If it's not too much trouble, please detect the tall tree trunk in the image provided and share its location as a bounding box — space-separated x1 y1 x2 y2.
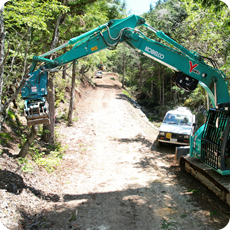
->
67 60 76 126
170 72 173 101
0 6 5 130
139 64 143 89
62 64 67 79
122 56 125 88
41 15 62 143
162 66 165 106
62 47 67 79
158 65 161 106
150 79 153 99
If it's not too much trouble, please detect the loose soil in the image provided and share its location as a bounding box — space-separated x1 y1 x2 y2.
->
0 74 230 229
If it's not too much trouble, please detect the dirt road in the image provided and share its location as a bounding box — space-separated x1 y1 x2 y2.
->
1 74 229 229
52 74 229 230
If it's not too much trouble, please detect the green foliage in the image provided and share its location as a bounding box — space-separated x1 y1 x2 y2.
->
122 89 134 100
54 77 69 107
7 109 16 120
4 0 68 31
18 134 27 149
193 0 229 13
183 85 206 112
161 219 177 229
186 188 201 194
69 213 77 222
0 132 13 145
17 128 67 173
18 157 34 173
28 141 67 173
209 209 218 216
180 0 230 70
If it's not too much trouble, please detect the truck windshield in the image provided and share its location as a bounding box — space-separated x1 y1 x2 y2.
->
163 113 192 126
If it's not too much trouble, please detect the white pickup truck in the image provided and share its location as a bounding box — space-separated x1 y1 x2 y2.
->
156 107 196 147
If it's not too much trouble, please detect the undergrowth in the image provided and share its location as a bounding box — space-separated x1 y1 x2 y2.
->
18 128 68 173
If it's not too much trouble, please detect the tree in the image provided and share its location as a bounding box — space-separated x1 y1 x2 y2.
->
67 60 76 126
194 0 229 12
41 14 65 144
0 3 6 130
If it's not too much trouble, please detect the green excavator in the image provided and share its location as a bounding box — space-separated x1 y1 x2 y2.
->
21 15 230 206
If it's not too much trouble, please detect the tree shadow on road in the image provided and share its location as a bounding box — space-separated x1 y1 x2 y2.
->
0 169 60 202
15 179 229 230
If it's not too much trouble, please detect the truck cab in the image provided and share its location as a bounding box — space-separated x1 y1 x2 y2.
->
156 107 195 147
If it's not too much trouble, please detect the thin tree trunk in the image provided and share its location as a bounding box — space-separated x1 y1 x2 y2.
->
162 66 165 106
0 6 5 129
42 74 55 143
158 65 161 106
62 47 67 79
41 15 62 143
18 126 37 158
139 64 143 89
122 56 125 88
150 79 153 99
62 64 67 79
170 72 173 101
67 60 76 126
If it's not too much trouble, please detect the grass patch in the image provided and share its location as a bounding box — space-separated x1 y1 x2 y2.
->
209 210 218 216
69 214 76 222
186 189 201 194
122 90 133 100
161 220 176 229
18 157 34 173
0 132 13 145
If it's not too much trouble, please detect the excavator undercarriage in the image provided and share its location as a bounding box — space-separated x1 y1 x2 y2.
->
178 106 230 206
180 156 230 206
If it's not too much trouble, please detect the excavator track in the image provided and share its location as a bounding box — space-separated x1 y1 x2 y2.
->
180 156 230 207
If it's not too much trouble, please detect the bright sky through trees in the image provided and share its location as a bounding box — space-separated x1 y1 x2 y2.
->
125 0 157 15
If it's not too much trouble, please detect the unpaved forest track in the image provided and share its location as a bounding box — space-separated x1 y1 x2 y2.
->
0 74 229 229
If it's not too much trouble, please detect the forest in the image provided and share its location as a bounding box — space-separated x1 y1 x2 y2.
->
0 0 229 165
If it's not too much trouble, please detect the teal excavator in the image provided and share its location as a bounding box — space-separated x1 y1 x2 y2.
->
21 15 230 205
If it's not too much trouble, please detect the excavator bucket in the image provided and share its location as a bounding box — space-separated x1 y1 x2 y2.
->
24 98 50 126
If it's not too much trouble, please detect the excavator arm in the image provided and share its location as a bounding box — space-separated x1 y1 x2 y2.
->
21 15 145 126
22 15 229 125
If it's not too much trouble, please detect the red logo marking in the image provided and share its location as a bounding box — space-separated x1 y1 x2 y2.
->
189 61 198 73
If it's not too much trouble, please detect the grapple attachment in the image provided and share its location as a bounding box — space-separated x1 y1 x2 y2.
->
24 97 50 126
24 98 50 126
21 67 50 126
